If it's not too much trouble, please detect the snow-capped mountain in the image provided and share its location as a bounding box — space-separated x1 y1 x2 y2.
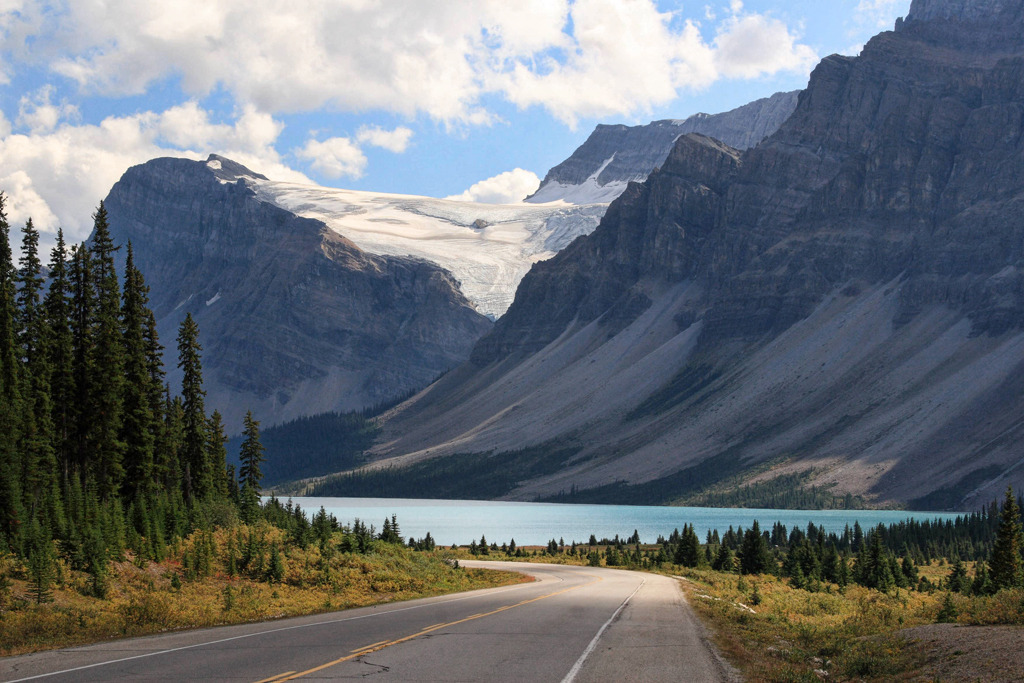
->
526 90 799 205
250 180 606 318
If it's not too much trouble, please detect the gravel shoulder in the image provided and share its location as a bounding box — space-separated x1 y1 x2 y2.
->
899 624 1024 682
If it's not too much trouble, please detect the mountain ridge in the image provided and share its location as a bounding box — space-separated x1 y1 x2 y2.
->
365 0 1024 510
526 90 798 205
102 155 492 430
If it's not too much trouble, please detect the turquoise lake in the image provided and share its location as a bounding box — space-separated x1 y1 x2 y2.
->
281 497 962 546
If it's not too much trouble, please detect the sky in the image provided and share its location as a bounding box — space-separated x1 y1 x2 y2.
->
0 0 912 251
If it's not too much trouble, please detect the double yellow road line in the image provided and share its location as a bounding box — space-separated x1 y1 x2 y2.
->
254 576 600 682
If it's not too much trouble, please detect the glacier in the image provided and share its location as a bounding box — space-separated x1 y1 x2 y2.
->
245 172 608 318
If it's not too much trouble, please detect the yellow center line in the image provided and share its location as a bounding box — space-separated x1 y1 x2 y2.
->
252 672 296 683
349 640 389 653
267 576 602 682
420 622 446 631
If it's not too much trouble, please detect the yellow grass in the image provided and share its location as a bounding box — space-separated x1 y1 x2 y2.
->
676 561 1024 682
0 524 528 657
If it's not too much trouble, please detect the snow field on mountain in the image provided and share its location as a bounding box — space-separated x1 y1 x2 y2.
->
254 180 607 317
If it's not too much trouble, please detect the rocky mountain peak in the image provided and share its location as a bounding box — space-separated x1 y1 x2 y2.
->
900 0 1024 49
526 90 798 205
204 154 268 183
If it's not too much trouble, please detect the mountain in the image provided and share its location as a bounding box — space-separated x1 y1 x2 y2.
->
526 90 799 205
102 156 492 430
98 89 802 429
364 0 1024 511
251 180 606 319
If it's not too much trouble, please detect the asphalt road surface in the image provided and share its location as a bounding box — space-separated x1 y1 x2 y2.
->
0 561 737 682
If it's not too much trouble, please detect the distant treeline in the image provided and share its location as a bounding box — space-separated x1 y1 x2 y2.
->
230 412 377 486
305 444 580 499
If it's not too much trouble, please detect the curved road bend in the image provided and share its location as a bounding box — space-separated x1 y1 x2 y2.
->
0 561 737 682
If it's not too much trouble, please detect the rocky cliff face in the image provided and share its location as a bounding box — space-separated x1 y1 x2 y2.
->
102 156 492 429
526 91 798 204
373 0 1024 510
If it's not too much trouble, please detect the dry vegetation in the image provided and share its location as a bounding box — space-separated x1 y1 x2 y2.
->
0 524 527 657
677 561 1024 682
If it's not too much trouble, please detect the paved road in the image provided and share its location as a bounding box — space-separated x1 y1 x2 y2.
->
0 562 737 682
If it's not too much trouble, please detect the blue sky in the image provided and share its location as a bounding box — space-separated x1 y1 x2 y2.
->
0 0 911 248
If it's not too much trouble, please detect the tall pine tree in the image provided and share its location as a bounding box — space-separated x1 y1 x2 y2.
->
17 219 62 533
207 411 229 497
177 313 209 500
44 229 74 484
87 203 125 499
0 193 25 550
989 486 1023 591
120 243 156 500
69 244 94 481
239 410 266 493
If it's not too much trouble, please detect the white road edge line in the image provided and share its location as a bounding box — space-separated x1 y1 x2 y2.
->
560 577 645 683
3 577 544 683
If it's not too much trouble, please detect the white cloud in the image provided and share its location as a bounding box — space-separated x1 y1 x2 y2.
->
446 168 541 204
855 0 910 30
296 137 367 179
356 125 414 154
714 14 818 79
11 0 818 127
16 85 79 134
1 170 59 233
0 104 309 247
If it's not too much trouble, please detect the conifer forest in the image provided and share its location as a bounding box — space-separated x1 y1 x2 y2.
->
0 192 266 599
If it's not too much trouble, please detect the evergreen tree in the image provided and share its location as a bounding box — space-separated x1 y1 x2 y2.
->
855 526 895 591
17 219 62 534
739 520 773 575
26 519 56 604
988 486 1023 591
44 229 74 484
0 194 25 550
16 218 45 360
239 410 266 493
207 411 229 497
87 203 126 498
155 389 183 491
120 243 156 500
947 557 970 594
69 244 95 480
177 313 208 499
712 542 734 572
674 523 702 567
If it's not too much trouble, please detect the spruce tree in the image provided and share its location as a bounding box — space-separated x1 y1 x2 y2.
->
739 520 773 575
177 313 208 500
989 486 1023 591
26 518 56 604
87 203 125 499
17 219 62 533
44 229 74 484
120 243 156 500
69 244 95 480
239 410 266 493
674 523 702 567
206 411 229 497
0 193 25 550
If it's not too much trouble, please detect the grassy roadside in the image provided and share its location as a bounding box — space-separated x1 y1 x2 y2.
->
0 524 528 658
675 562 1024 682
